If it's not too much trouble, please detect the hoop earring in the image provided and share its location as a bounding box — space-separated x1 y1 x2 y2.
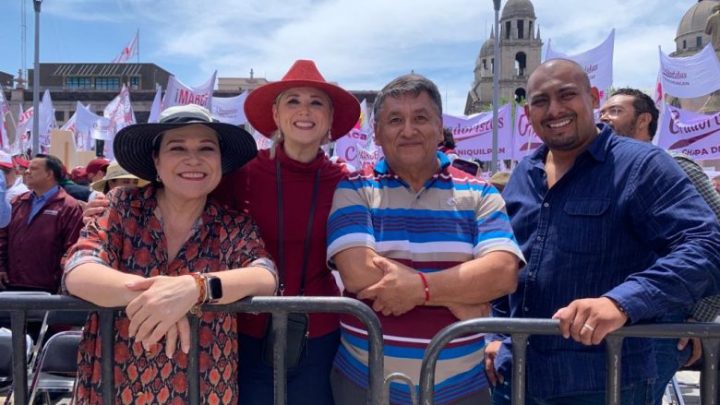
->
155 174 162 183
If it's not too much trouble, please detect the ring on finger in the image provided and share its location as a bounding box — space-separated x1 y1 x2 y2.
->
582 323 595 332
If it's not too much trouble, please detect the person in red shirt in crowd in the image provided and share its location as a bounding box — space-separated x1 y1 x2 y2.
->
213 59 360 405
0 154 84 293
85 158 110 184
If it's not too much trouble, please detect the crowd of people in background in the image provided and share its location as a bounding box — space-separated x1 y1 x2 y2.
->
0 57 719 405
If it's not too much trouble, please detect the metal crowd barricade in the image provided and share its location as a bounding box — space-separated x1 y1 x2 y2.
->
0 295 384 405
419 318 720 405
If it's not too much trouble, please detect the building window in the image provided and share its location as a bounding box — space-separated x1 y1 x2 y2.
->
483 59 487 71
697 36 702 48
491 58 495 74
515 52 527 76
505 21 511 39
529 21 534 38
66 76 93 89
517 20 524 39
683 39 687 49
96 77 120 90
129 76 140 89
55 111 64 122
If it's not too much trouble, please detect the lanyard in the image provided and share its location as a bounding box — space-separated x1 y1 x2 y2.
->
275 157 321 296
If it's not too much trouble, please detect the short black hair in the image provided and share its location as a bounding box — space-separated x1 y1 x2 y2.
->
610 88 659 139
440 128 455 149
34 153 64 183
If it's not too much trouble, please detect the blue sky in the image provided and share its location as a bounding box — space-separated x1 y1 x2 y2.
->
0 0 700 115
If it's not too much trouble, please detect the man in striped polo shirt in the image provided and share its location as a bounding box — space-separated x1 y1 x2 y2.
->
327 73 525 405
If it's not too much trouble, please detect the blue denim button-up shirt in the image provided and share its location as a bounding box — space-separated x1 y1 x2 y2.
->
492 124 720 399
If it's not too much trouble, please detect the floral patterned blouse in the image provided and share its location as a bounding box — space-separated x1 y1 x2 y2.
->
63 185 272 405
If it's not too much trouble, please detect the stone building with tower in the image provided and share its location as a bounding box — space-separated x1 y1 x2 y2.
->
672 0 720 113
465 0 542 115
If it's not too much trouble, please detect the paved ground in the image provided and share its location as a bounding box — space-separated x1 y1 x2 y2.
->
665 371 702 405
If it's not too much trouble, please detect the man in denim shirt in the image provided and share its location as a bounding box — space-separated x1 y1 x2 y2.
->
485 59 720 404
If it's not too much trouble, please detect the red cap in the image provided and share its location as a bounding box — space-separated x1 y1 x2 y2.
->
85 158 110 177
12 155 29 169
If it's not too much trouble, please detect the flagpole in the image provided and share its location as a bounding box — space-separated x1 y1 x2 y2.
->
32 0 42 156
136 29 140 63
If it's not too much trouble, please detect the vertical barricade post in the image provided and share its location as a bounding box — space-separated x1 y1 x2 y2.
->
99 309 115 405
272 311 288 405
511 333 529 405
604 335 624 405
702 337 720 405
10 311 28 405
188 315 201 405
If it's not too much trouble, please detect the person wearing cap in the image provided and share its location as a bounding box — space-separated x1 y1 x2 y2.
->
326 73 524 404
85 157 110 184
212 59 360 405
0 154 83 293
87 161 147 202
0 151 24 208
63 104 278 404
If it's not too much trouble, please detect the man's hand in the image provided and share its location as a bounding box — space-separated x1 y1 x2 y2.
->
678 318 703 366
125 275 198 350
484 340 504 386
447 302 491 320
0 272 8 289
356 256 424 316
552 297 628 345
83 193 108 224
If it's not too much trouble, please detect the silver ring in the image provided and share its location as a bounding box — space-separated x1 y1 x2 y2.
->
582 323 595 331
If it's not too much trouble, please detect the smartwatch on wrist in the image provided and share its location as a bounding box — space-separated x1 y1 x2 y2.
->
204 275 223 303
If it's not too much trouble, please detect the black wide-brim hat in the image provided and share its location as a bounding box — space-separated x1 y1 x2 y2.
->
114 104 257 181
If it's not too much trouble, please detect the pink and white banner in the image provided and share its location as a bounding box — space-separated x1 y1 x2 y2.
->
442 104 513 161
211 92 248 125
545 29 615 100
104 84 136 133
332 99 381 170
656 103 720 161
512 105 544 160
163 71 216 110
659 44 720 99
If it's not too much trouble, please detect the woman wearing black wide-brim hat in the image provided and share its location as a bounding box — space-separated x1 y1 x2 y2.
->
65 104 278 403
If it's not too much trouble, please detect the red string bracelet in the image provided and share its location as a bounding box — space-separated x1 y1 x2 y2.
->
418 272 430 303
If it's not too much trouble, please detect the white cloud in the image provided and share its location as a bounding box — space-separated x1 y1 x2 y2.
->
9 0 704 114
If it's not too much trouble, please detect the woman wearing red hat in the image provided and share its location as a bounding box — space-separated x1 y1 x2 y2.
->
214 59 360 404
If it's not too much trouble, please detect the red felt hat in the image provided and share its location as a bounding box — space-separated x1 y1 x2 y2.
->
244 60 360 139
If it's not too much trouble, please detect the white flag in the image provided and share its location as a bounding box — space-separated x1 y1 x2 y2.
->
545 29 615 100
38 89 56 150
0 85 10 151
104 84 136 133
148 84 162 123
211 92 248 125
112 31 139 63
16 106 32 153
63 102 103 151
659 44 720 99
163 71 216 110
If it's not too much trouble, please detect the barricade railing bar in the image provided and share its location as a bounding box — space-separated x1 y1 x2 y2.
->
419 318 720 405
0 295 384 405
